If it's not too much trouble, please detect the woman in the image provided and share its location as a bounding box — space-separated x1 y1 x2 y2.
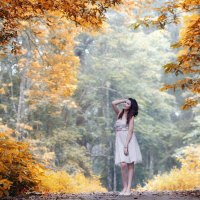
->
112 98 142 195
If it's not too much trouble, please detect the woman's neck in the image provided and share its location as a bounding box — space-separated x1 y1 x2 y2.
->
123 110 128 118
124 109 128 114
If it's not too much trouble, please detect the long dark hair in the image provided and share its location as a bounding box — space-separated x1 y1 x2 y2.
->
118 98 139 126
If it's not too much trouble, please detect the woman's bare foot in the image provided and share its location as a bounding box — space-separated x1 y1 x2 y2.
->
123 188 131 195
119 187 127 195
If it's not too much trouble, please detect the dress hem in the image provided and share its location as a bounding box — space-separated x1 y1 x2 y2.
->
115 160 142 166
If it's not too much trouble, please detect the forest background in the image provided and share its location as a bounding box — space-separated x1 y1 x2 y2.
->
0 0 199 197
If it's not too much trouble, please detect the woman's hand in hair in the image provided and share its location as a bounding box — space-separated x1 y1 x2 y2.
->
112 99 127 105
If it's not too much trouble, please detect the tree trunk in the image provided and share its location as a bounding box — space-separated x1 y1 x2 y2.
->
16 64 30 141
149 152 154 177
113 140 117 191
105 81 112 191
16 73 25 140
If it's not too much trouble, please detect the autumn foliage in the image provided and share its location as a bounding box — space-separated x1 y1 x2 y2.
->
160 8 200 110
0 0 126 105
133 0 200 109
19 17 80 104
136 144 200 191
0 123 106 198
36 170 106 194
0 0 123 47
0 124 45 197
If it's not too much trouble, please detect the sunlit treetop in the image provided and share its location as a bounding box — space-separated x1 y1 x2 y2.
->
0 0 124 45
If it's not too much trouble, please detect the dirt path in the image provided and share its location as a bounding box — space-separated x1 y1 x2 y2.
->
2 190 200 200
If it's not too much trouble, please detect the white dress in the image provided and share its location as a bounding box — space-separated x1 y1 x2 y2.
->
114 118 142 166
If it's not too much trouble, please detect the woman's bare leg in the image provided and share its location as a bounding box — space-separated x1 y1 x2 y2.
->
120 162 128 192
126 162 134 192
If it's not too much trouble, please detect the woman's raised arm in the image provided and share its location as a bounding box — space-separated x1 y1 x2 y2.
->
111 99 126 115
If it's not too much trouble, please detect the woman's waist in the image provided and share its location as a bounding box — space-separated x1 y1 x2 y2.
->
115 128 128 131
115 128 134 133
114 125 128 131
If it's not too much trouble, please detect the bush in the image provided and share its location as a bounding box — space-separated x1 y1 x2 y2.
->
0 124 106 197
0 124 45 197
136 144 200 191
